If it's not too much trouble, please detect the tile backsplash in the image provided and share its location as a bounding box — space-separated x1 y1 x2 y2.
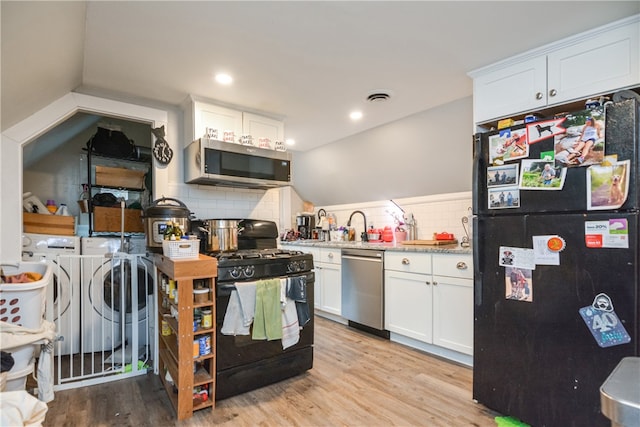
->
170 183 281 224
311 192 472 242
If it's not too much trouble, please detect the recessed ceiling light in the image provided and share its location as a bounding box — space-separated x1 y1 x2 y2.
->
350 111 363 120
286 138 295 146
215 73 233 85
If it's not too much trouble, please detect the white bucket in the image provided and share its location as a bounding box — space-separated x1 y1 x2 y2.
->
3 362 34 392
5 344 36 373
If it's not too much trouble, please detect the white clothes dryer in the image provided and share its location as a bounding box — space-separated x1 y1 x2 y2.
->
80 237 153 355
127 236 155 358
22 233 81 355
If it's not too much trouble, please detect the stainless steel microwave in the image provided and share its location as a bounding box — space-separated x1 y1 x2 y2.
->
184 138 292 189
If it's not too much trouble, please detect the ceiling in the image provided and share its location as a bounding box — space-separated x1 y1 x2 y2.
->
2 1 639 152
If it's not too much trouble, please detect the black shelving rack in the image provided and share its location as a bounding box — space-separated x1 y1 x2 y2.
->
84 148 152 236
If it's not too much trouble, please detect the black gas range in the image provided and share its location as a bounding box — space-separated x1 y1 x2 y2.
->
213 248 314 282
199 219 315 400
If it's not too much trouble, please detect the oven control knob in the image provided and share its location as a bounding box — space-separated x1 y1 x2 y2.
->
230 267 242 279
287 261 298 272
243 265 255 278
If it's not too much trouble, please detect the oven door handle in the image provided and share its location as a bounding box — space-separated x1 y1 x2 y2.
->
217 271 315 293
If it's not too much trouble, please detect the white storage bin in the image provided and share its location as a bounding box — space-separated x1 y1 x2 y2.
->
162 239 200 260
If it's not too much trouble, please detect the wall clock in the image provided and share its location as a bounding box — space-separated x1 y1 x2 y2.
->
152 126 173 165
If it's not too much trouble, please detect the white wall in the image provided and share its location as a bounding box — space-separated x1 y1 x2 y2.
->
292 96 473 206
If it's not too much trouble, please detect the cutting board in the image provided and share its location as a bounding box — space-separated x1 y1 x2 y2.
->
401 239 458 246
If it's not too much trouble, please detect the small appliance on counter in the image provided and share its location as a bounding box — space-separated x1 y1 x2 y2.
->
296 213 315 239
141 197 193 252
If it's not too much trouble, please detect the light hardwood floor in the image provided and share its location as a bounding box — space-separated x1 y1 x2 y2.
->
43 316 498 426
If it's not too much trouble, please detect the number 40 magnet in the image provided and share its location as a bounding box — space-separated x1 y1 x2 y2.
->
579 293 631 348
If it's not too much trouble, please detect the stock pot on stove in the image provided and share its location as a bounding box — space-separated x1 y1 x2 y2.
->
200 219 241 252
142 197 192 251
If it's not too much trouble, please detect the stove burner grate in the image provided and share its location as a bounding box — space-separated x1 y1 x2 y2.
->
213 248 303 263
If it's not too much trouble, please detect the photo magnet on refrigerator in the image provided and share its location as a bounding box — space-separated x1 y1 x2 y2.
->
579 293 631 348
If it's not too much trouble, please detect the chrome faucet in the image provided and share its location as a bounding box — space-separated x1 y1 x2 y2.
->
347 210 368 242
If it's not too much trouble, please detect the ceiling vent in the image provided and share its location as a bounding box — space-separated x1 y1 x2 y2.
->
366 92 391 103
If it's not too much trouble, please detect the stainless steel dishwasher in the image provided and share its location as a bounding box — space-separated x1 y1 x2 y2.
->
341 248 388 337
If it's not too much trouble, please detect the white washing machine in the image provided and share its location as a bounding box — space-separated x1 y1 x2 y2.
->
80 237 153 356
22 233 81 355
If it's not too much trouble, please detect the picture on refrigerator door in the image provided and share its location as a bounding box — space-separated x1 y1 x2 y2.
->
526 117 566 144
488 186 519 209
498 246 535 270
489 128 528 164
487 164 518 187
554 107 605 168
586 159 630 210
539 150 555 161
518 159 566 190
505 267 533 302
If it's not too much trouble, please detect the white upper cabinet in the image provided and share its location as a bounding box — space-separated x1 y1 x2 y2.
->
183 97 285 148
242 112 285 148
547 23 639 105
195 102 243 141
471 16 640 124
184 99 242 143
473 56 548 123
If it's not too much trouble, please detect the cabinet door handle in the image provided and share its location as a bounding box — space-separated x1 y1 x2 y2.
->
549 89 557 97
327 253 333 259
535 92 543 100
401 258 410 265
426 281 431 285
433 281 438 286
456 262 468 270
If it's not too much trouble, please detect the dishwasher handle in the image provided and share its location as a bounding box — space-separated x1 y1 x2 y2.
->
341 254 383 263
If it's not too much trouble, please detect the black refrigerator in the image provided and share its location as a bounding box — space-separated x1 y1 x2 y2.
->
472 99 639 427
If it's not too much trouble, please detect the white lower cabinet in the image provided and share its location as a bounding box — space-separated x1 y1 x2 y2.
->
286 246 342 318
385 251 473 357
315 248 342 316
432 254 473 355
385 269 433 342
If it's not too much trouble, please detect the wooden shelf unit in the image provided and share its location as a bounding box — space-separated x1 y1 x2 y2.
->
154 253 217 420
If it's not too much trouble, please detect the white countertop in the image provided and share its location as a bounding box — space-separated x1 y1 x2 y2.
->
281 239 472 255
